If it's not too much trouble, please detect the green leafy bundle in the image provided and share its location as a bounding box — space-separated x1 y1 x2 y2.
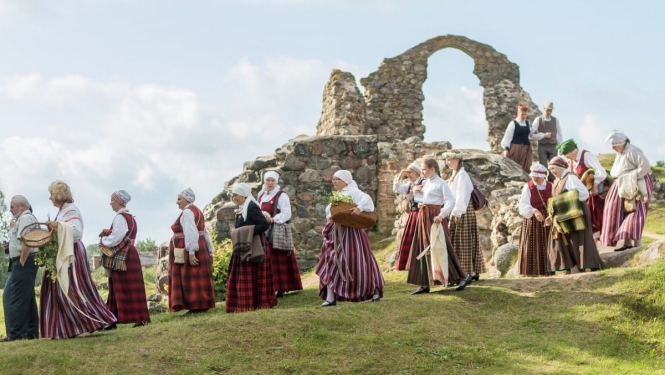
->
35 235 58 282
329 191 355 205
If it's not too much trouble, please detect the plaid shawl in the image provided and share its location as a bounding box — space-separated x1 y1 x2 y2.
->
99 212 135 272
548 188 587 234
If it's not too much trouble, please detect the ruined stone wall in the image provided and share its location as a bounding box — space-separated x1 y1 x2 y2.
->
203 135 379 270
316 70 367 136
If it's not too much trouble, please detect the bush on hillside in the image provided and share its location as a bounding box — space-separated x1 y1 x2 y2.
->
211 232 232 301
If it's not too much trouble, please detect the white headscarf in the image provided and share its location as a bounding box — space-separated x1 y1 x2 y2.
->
529 164 548 178
179 187 195 203
333 170 358 191
232 183 257 221
605 130 628 147
258 171 281 200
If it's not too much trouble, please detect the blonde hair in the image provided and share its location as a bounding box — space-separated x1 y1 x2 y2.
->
48 180 74 204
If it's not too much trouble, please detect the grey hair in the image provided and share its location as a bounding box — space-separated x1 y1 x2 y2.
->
11 195 30 208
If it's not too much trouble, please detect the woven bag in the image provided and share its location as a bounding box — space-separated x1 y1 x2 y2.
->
20 222 53 248
330 202 378 229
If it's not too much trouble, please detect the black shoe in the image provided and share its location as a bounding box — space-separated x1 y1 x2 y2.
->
411 286 430 295
470 272 480 282
320 300 336 307
614 245 634 252
0 337 17 343
276 291 285 298
371 295 381 302
132 322 148 328
456 275 473 291
180 309 207 316
102 324 117 331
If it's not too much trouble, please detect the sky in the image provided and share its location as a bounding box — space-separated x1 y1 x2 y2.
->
1 0 664 246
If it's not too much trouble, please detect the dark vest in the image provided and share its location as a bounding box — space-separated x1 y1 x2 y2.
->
511 120 531 145
527 180 553 215
537 116 557 145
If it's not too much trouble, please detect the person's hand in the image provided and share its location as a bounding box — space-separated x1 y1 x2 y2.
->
2 241 8 251
534 211 544 223
399 170 409 179
452 216 460 224
9 219 15 228
262 211 271 219
99 228 111 237
591 184 599 196
501 150 508 157
433 216 443 224
413 185 424 193
544 217 552 226
350 207 361 215
544 132 552 139
20 255 27 267
189 253 199 266
46 221 58 230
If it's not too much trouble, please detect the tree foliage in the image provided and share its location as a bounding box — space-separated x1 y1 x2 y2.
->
0 190 10 287
136 238 157 253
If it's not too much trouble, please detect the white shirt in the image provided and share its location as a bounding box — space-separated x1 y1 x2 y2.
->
556 170 589 201
610 143 651 179
572 150 607 185
8 210 38 258
258 189 291 224
531 116 563 144
101 208 130 248
180 204 215 256
414 175 455 218
325 187 374 219
500 119 539 149
518 181 551 219
448 167 473 218
393 177 424 195
56 203 84 242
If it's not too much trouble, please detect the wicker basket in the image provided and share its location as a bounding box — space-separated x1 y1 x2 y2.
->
20 223 54 248
330 202 378 229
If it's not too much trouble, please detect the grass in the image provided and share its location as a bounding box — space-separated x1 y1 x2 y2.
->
645 202 665 236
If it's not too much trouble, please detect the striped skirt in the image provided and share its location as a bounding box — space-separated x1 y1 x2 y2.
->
406 205 466 287
600 174 654 246
225 236 277 313
266 243 303 293
169 245 216 312
395 210 419 271
517 216 552 276
449 201 486 275
40 241 117 339
316 220 384 302
107 247 151 324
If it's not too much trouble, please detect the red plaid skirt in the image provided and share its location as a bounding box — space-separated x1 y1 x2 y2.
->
107 246 151 324
266 242 302 292
396 211 418 271
168 247 216 312
225 236 277 313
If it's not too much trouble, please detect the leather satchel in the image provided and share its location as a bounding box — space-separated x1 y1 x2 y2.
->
470 185 487 211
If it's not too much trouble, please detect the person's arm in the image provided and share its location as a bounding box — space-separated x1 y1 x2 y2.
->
248 202 270 235
204 227 215 254
60 208 84 242
450 174 472 217
439 181 455 218
354 191 375 212
180 209 200 256
529 117 546 140
271 193 292 224
393 178 410 194
17 215 38 266
585 152 607 185
100 215 128 247
518 184 537 219
567 175 590 201
630 148 651 179
500 122 516 150
556 118 563 144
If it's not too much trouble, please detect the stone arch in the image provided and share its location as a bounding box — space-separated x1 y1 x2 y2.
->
358 35 542 152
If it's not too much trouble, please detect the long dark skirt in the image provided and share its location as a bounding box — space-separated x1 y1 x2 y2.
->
267 243 303 293
406 205 466 287
507 143 533 173
449 201 486 275
600 174 654 246
548 201 603 272
518 217 552 276
396 210 419 271
225 237 277 312
316 221 384 302
107 247 151 324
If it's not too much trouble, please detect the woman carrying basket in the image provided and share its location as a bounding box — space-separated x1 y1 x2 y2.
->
257 171 302 298
315 170 384 306
546 157 602 272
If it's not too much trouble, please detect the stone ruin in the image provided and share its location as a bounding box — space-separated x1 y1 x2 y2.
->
203 35 545 272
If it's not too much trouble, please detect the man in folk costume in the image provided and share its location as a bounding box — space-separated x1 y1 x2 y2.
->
600 131 653 251
546 157 602 272
392 161 425 271
2 195 39 341
558 139 607 240
500 104 539 173
99 190 150 328
517 165 553 276
169 188 216 314
531 102 563 180
257 171 303 298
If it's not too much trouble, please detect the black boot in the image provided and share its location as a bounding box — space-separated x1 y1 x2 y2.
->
411 286 430 295
470 272 480 281
456 275 473 291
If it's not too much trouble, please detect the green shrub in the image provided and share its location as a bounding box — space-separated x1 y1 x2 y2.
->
211 232 232 301
656 160 665 168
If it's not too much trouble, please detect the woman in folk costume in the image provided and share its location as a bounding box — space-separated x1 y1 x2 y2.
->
600 131 654 251
392 161 425 271
444 150 486 281
500 104 539 173
257 171 302 298
316 170 384 306
407 159 470 295
168 188 216 314
558 139 607 240
517 164 553 276
99 190 150 328
41 180 117 339
546 157 602 272
225 183 277 312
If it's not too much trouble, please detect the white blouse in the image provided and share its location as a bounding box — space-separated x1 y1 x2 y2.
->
181 204 215 255
393 177 424 195
610 143 651 179
556 171 590 201
572 150 607 185
500 119 538 150
101 208 130 247
259 189 292 224
448 167 473 218
414 175 455 218
56 202 84 242
518 181 551 219
325 187 374 219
